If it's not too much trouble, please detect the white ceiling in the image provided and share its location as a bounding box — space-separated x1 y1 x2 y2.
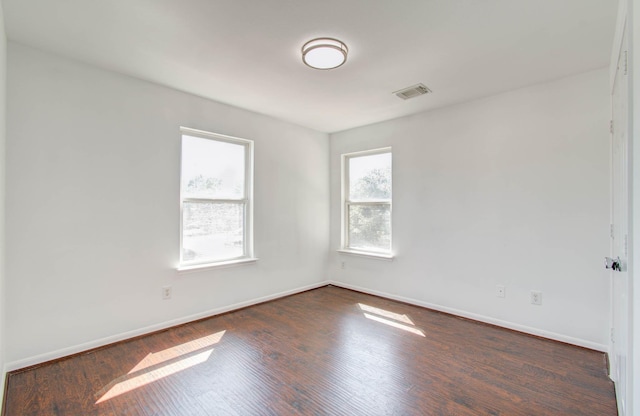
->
3 0 618 133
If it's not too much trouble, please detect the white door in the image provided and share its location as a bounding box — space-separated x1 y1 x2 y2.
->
610 20 631 416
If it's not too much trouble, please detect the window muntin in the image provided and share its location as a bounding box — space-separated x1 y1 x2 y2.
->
180 128 253 267
343 149 392 255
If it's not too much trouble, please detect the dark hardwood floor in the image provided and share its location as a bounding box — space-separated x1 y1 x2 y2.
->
3 285 617 415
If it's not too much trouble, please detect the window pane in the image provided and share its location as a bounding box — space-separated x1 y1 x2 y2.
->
182 202 244 262
349 152 391 201
348 204 391 252
182 135 245 199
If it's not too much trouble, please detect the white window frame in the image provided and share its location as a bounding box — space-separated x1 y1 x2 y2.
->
340 147 393 259
178 127 255 271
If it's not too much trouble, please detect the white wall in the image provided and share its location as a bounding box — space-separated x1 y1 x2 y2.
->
329 69 611 350
3 40 613 372
5 43 330 366
0 0 7 406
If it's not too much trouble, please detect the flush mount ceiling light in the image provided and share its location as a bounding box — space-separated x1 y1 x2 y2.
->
302 38 348 70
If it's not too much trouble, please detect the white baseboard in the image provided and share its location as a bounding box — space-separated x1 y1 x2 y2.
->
6 281 331 372
6 279 607 372
0 364 6 409
328 281 608 352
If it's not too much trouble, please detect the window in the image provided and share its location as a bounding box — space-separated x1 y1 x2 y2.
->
342 148 392 256
179 127 254 268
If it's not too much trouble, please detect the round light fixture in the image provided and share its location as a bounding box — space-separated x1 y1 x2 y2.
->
302 38 348 70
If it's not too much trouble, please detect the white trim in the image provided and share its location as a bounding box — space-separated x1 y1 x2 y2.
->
340 153 347 249
5 280 609 371
611 2 628 91
328 280 608 352
180 126 250 147
341 147 393 255
346 201 391 206
343 147 392 158
177 257 259 273
179 127 254 268
630 0 640 413
5 281 330 372
183 197 247 204
0 365 6 409
337 249 394 260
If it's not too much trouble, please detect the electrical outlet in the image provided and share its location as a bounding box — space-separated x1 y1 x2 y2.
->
531 290 542 305
162 286 172 300
496 285 505 298
341 261 346 270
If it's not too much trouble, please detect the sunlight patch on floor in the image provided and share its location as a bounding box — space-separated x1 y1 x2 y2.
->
95 330 225 404
358 303 414 325
358 303 425 337
128 331 225 374
363 313 425 337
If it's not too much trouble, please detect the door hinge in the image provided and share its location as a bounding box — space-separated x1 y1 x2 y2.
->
610 224 615 239
624 234 628 258
624 50 628 75
610 120 614 134
611 327 615 343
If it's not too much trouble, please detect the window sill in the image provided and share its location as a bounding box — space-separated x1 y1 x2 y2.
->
177 257 259 273
338 249 394 261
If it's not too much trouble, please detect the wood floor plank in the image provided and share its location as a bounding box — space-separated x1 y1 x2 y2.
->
3 286 617 415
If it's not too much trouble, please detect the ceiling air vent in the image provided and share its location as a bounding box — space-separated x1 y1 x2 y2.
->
394 83 431 100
